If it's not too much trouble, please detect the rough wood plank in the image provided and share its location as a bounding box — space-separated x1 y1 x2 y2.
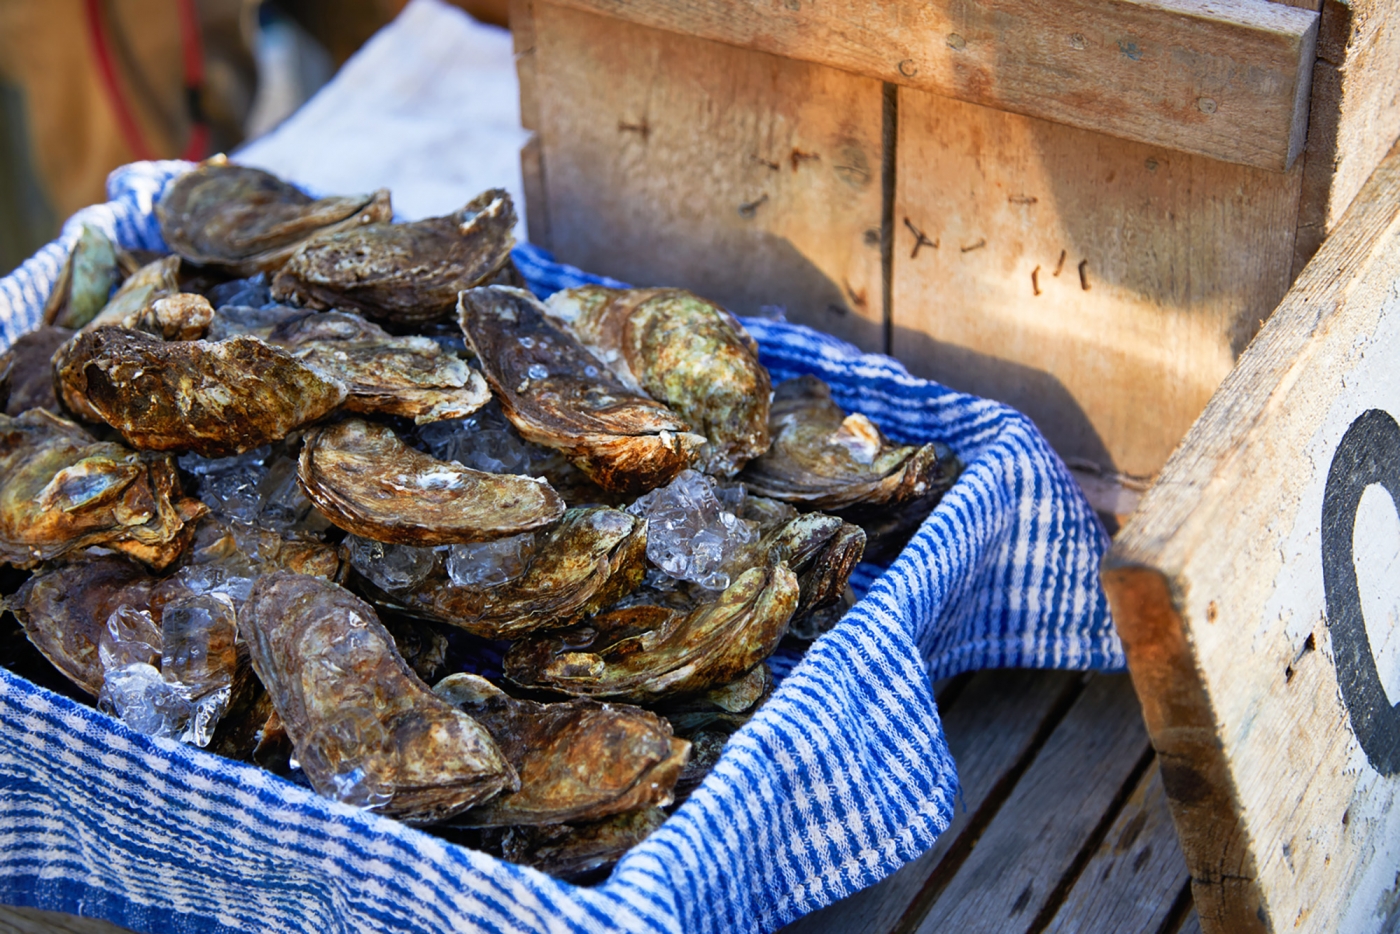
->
1291 0 1400 274
1105 139 1400 934
1042 765 1191 934
1177 908 1204 934
891 88 1305 477
547 0 1318 171
787 670 1084 934
0 907 130 934
910 673 1152 934
531 4 887 351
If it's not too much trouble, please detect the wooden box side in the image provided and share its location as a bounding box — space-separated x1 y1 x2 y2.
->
1105 139 1400 934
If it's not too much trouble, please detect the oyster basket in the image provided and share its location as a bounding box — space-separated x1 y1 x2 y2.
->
0 161 1120 934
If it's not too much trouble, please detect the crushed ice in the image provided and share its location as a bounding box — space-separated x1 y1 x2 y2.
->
626 469 759 591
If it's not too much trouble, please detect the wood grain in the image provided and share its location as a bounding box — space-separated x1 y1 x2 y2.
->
891 88 1305 477
1291 0 1400 274
787 670 1083 934
530 4 887 351
0 906 130 934
1041 765 1191 934
910 674 1152 934
1106 139 1400 933
546 0 1319 171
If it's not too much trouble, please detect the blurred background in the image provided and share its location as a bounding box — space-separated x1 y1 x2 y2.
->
0 0 509 276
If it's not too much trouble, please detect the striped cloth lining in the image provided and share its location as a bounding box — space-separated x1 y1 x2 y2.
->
0 162 1123 934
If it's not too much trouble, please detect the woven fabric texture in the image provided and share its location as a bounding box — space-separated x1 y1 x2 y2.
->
0 162 1123 934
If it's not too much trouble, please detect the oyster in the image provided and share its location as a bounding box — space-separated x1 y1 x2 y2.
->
498 807 668 880
157 159 393 275
435 673 689 827
740 375 960 559
84 255 181 331
298 419 565 546
460 286 703 494
239 572 518 823
43 224 120 330
0 409 206 568
54 328 346 456
8 557 157 696
764 512 865 635
271 312 491 423
350 507 646 639
549 286 771 476
270 189 516 326
504 561 798 702
88 291 215 342
0 326 71 416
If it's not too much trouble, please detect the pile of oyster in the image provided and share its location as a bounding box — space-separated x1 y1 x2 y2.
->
0 159 960 879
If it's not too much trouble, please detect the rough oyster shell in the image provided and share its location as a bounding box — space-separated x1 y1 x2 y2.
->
504 561 798 702
43 224 120 330
549 286 771 476
157 159 392 276
498 807 668 880
298 418 565 546
9 557 157 696
459 286 703 494
1 326 72 416
763 512 865 636
275 314 491 423
239 571 518 823
84 254 182 334
53 328 347 457
739 375 961 559
435 673 689 828
353 506 647 639
270 189 516 326
0 409 206 568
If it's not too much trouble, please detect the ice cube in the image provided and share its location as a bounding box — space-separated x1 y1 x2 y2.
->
626 469 759 591
345 535 438 592
446 532 537 588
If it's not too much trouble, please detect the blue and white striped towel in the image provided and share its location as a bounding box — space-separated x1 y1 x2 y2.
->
0 162 1123 934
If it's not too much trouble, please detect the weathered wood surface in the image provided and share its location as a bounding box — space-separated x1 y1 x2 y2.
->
891 87 1305 477
0 908 128 934
1292 0 1400 273
1041 766 1190 934
546 0 1319 172
529 2 888 352
1105 138 1400 933
910 674 1151 934
785 669 1084 934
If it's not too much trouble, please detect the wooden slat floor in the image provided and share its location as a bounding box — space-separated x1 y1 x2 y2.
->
0 671 1197 934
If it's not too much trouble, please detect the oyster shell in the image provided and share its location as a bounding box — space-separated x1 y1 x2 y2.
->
498 807 668 880
351 506 647 639
1 326 72 416
43 224 120 330
764 512 865 635
54 328 347 456
0 409 206 568
459 286 703 494
549 286 771 476
504 561 798 702
298 419 565 546
157 159 393 275
434 673 689 827
88 291 215 342
270 189 516 326
239 571 518 823
9 557 157 696
271 312 491 423
84 255 181 331
739 375 961 559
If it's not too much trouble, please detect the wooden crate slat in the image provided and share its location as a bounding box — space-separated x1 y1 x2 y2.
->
786 670 1084 934
545 0 1318 171
891 87 1305 477
1041 765 1190 934
1105 139 1400 933
0 906 130 934
529 3 887 352
910 673 1151 934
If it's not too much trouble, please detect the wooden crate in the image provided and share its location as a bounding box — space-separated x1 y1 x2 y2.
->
511 2 1400 932
512 0 1399 485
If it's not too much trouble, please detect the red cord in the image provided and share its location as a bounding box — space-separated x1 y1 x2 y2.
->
84 0 154 161
84 0 209 163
